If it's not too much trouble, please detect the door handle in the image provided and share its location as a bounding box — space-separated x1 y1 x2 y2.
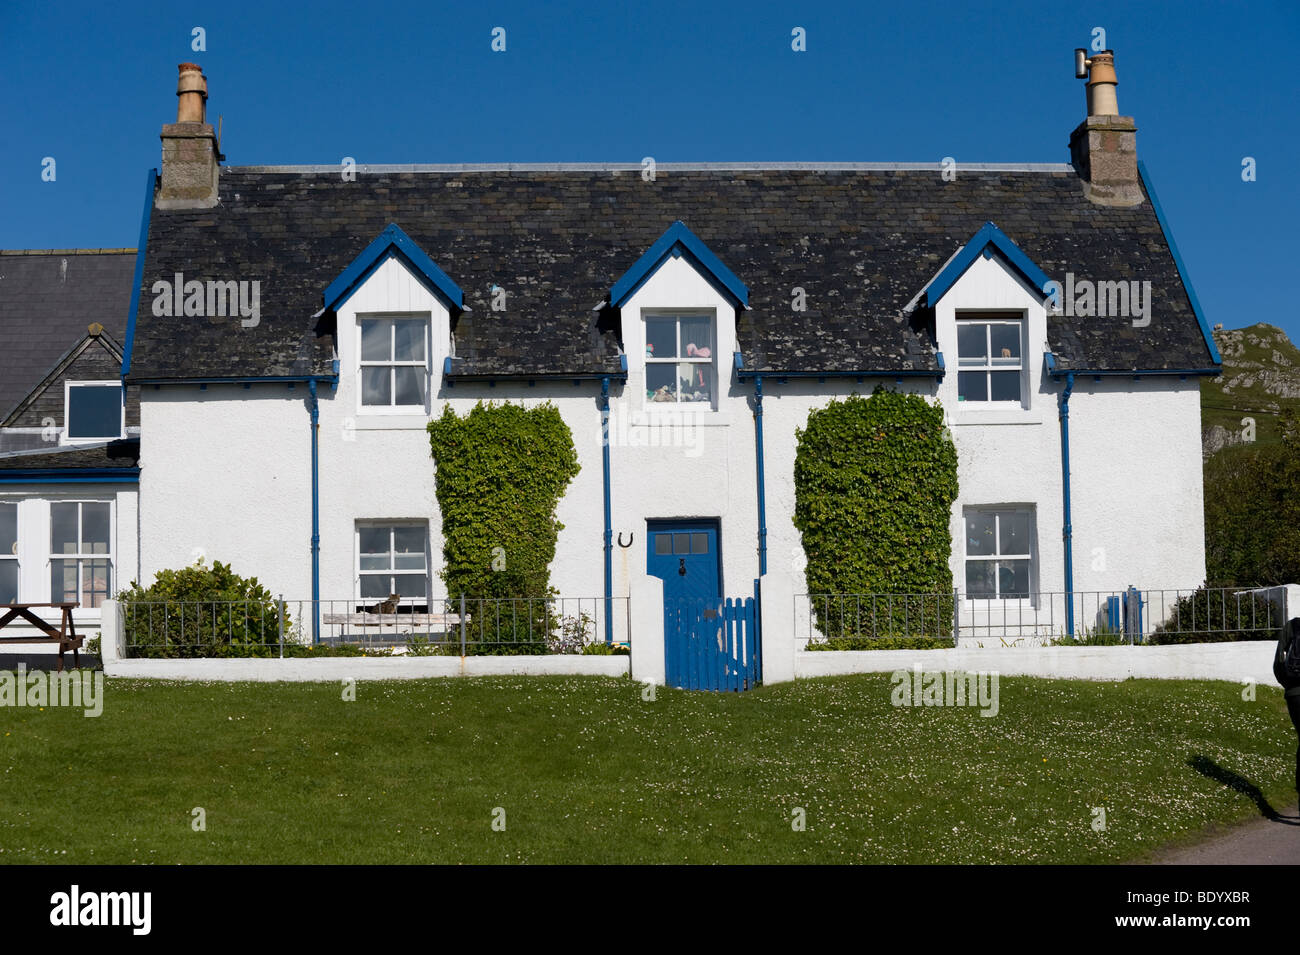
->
678 559 686 576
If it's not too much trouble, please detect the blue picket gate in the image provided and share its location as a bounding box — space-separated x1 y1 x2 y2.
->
665 581 761 691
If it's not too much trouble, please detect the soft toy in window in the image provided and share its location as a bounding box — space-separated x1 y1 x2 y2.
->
685 343 711 388
646 343 655 357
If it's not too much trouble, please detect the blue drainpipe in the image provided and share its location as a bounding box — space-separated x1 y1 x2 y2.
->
1059 370 1076 638
736 352 768 576
308 379 321 644
754 373 768 576
601 376 614 644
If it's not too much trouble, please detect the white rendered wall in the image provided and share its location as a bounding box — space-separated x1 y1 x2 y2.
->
139 387 311 599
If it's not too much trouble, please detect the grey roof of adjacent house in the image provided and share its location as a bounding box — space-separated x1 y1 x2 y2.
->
125 162 1218 381
0 438 140 472
0 250 137 413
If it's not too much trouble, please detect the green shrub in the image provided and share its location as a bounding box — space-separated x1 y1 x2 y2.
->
117 559 290 658
404 635 460 656
1052 623 1125 646
807 635 951 651
1204 416 1300 588
1149 586 1282 644
581 641 630 656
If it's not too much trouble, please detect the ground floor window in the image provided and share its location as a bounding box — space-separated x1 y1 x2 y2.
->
964 506 1035 599
50 501 113 607
0 496 115 608
0 502 17 603
356 522 429 610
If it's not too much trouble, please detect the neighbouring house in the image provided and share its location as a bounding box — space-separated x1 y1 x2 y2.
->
122 53 1219 683
0 249 141 639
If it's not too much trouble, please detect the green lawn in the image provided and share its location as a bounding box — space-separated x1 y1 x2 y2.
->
0 673 1295 863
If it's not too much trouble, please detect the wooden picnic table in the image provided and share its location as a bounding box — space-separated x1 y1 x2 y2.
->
0 602 83 672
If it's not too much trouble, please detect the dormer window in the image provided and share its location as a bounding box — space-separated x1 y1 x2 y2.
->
645 313 714 405
359 315 429 409
64 381 124 442
957 316 1023 403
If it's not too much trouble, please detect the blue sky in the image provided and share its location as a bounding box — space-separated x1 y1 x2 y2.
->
2 0 1297 340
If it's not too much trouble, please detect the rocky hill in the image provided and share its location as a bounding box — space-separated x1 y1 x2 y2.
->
1201 323 1300 459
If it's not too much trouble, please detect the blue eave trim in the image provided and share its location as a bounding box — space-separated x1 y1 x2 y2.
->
120 168 158 378
1137 161 1223 367
610 221 749 309
131 374 339 386
1049 367 1220 379
736 368 940 382
444 371 629 383
0 469 139 484
442 355 627 383
322 223 464 314
922 221 1053 308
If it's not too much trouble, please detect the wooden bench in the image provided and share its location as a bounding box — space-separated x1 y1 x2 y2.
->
0 602 83 672
321 612 462 635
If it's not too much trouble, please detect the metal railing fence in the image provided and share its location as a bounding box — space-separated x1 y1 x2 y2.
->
121 596 629 658
797 586 1288 647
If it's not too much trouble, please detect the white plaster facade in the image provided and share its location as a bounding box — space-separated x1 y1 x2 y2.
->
136 245 1210 679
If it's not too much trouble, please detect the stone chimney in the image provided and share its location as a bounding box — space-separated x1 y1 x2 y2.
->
158 63 222 209
1068 49 1142 207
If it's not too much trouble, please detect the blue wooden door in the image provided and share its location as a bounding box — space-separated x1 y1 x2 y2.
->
647 521 721 688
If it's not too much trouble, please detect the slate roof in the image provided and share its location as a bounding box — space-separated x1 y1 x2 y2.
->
125 163 1218 381
0 438 140 473
0 250 137 412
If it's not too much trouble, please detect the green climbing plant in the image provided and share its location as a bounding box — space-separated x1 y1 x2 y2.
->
793 388 959 643
427 401 581 653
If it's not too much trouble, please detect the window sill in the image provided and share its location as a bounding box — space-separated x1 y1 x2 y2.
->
951 407 1042 426
351 413 430 430
60 435 125 445
631 409 731 427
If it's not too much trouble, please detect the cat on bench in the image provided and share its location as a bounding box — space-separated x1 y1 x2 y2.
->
365 593 401 614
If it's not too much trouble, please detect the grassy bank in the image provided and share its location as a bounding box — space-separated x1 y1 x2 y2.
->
0 673 1293 863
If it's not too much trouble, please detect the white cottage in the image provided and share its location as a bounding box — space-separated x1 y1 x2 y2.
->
123 55 1219 684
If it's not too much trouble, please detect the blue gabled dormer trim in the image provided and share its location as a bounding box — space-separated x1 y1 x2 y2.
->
922 221 1052 308
610 221 749 309
1136 161 1223 367
321 223 464 315
121 168 159 379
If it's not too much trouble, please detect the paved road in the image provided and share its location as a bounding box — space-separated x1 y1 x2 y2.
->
1150 806 1300 864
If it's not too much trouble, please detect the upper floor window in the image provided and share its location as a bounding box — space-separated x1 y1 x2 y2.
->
964 506 1034 599
645 313 714 406
957 317 1022 403
359 316 429 409
0 502 16 604
65 382 124 441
